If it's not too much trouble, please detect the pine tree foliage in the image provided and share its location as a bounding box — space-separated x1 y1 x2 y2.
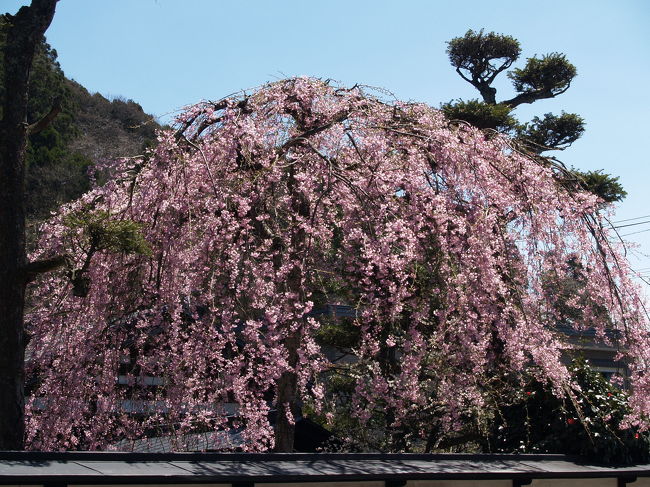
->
443 29 625 204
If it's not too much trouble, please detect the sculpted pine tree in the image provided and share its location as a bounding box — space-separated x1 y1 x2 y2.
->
443 29 579 142
0 0 58 450
442 29 624 203
26 78 650 451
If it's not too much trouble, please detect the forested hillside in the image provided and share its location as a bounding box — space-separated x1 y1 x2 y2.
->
0 15 160 219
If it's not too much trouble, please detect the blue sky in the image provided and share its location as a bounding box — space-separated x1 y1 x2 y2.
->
6 0 650 274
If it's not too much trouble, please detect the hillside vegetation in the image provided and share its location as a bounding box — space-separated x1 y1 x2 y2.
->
0 15 160 219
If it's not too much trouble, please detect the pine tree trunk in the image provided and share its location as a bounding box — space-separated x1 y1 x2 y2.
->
0 0 57 450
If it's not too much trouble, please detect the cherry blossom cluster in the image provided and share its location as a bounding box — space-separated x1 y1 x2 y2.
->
25 77 649 450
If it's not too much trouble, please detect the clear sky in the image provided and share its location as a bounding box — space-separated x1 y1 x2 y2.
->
5 0 650 274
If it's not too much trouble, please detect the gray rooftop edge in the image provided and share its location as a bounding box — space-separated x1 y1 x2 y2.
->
0 452 649 484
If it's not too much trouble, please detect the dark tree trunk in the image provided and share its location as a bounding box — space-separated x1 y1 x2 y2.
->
477 83 497 105
273 333 301 452
502 87 565 109
0 0 57 450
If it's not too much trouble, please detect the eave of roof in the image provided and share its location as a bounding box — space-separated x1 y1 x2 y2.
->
0 452 648 484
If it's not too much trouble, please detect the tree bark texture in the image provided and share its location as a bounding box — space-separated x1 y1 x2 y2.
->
0 0 57 450
273 333 301 452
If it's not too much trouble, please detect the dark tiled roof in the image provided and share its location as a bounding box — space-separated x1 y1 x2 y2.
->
0 452 648 483
553 323 622 341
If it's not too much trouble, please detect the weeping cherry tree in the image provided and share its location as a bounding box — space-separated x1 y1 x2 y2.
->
25 78 650 451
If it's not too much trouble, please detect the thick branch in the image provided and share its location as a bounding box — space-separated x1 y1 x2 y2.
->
502 82 570 108
175 97 250 141
280 110 349 153
27 96 62 135
23 254 68 282
478 84 497 105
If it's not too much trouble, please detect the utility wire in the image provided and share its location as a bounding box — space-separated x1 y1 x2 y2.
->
612 214 650 224
620 228 650 237
613 220 650 229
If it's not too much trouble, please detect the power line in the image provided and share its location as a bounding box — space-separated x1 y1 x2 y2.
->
611 214 650 224
613 220 650 229
620 228 650 237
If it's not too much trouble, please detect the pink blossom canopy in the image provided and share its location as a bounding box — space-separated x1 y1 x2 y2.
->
26 78 650 451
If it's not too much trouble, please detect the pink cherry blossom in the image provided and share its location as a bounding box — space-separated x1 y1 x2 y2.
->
25 77 650 451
